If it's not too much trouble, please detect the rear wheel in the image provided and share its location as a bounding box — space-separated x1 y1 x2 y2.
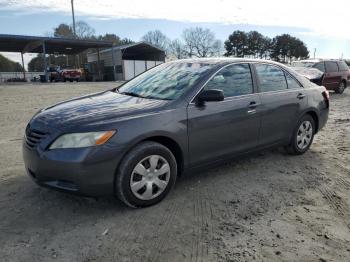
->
335 81 346 94
115 141 177 208
285 115 315 155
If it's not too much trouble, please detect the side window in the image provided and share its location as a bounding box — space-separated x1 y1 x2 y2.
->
255 64 287 92
325 61 339 72
338 61 349 71
313 62 325 72
204 64 253 97
285 73 302 89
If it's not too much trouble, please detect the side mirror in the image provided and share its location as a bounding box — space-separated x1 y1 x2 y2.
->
196 89 224 106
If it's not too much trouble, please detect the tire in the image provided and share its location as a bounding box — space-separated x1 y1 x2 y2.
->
115 141 177 208
335 81 346 94
285 114 315 155
63 78 67 82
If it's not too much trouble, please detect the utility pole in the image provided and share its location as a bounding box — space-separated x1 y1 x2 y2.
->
71 0 76 36
70 0 80 67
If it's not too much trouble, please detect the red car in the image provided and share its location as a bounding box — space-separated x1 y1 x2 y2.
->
292 59 350 94
60 68 81 82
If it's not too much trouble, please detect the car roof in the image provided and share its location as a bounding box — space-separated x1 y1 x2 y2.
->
169 57 285 66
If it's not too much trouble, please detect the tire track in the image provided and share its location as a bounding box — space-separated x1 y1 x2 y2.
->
110 209 146 261
318 185 350 230
189 184 214 262
336 177 350 190
149 198 182 262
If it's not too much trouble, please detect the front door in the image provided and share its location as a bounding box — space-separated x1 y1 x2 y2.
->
187 63 261 166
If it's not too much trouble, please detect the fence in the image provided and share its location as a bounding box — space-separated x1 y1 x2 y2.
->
0 72 43 83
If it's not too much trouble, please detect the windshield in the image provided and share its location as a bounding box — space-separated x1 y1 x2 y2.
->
118 62 214 100
291 61 315 68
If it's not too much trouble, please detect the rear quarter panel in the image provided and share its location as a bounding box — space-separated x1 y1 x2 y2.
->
303 84 329 132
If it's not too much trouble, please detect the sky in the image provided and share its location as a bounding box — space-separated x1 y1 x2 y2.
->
0 0 349 69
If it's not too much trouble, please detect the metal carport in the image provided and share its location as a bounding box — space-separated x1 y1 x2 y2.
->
0 34 115 81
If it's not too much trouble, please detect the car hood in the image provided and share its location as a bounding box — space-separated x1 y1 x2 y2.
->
291 67 324 80
30 91 169 131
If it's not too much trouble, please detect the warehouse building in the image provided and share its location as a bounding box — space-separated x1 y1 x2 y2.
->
87 42 165 81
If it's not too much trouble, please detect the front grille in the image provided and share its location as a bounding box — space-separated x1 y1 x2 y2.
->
25 128 47 149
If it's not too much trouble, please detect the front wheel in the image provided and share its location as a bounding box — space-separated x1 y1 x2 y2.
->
285 115 315 155
115 141 177 208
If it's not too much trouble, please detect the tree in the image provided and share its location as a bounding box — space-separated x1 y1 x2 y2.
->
53 21 95 39
182 27 221 58
141 30 169 50
224 30 248 57
0 54 24 72
97 34 133 46
75 21 95 39
168 39 186 59
259 36 272 59
270 34 309 63
54 23 74 38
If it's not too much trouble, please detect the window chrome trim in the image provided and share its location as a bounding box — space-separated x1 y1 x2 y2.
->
189 62 254 104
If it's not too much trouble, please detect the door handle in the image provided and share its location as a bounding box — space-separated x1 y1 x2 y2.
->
297 93 306 99
248 101 259 109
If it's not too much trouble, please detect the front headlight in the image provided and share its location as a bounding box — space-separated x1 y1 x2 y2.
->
49 131 116 149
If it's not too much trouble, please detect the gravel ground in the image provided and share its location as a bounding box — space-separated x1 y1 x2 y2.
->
0 82 349 262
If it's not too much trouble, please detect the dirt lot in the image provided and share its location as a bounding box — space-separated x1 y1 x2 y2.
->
0 82 349 262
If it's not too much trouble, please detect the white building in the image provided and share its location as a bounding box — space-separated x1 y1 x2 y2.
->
87 42 165 81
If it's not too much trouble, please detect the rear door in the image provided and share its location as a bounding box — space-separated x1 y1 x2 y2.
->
324 61 341 89
253 63 307 146
187 63 261 166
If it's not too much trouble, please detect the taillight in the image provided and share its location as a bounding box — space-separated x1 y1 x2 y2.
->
322 90 329 100
322 90 329 108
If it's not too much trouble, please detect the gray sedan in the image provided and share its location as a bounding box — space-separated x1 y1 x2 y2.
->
23 58 329 208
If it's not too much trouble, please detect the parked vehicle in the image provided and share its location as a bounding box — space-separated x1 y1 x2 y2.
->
48 66 81 82
291 59 350 94
60 68 81 82
23 59 329 208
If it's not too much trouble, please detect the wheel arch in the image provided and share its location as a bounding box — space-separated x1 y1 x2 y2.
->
303 110 319 134
141 136 184 176
116 134 185 178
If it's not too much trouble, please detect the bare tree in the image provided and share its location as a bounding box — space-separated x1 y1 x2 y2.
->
168 39 186 59
75 21 96 39
182 27 221 58
141 30 169 51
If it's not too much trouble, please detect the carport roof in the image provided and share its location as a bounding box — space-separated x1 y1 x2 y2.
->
95 41 165 54
0 34 113 55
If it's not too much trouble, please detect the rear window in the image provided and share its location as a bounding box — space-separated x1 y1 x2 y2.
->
285 73 302 89
338 61 349 71
325 61 339 72
255 64 288 92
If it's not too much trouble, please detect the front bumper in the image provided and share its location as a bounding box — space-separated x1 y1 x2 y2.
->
22 140 125 196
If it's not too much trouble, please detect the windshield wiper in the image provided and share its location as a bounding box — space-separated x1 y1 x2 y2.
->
120 91 145 98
